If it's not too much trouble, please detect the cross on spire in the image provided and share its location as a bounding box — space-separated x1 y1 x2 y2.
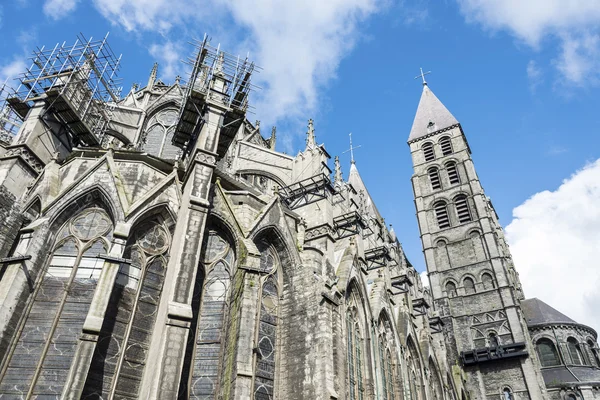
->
415 67 431 86
343 132 361 164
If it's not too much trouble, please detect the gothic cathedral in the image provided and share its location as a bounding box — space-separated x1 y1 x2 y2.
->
0 35 598 400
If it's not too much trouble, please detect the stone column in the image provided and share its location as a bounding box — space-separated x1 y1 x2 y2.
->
143 102 228 399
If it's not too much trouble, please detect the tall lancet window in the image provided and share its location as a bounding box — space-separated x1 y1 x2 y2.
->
378 315 396 400
1 207 113 397
346 298 365 400
82 217 171 399
254 245 280 400
142 108 182 159
187 230 234 399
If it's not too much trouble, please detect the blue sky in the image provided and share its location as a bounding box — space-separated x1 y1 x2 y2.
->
2 0 600 329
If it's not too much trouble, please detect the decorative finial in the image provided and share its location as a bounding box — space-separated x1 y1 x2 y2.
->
175 75 181 85
255 120 261 132
343 132 361 164
270 126 277 150
334 156 343 187
306 119 316 149
132 82 139 91
215 51 225 76
415 67 431 86
148 62 158 88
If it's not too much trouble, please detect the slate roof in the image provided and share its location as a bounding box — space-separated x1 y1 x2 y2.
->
521 298 577 327
408 84 459 143
541 366 600 387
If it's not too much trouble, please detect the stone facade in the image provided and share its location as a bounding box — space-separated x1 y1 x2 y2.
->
0 38 597 400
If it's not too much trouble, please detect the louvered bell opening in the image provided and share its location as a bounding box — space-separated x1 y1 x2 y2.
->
447 163 460 185
455 196 471 223
434 203 450 229
428 168 441 190
440 137 453 156
423 144 435 162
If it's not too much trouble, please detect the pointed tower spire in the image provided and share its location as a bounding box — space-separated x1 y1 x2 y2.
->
270 126 277 150
334 155 343 188
148 62 158 88
408 83 459 142
306 119 316 149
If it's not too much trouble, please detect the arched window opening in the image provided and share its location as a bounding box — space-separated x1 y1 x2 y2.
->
588 340 600 366
428 167 442 190
488 332 500 348
446 281 457 298
482 273 495 290
439 136 453 156
141 108 182 160
254 275 280 400
378 316 397 400
463 277 476 294
536 338 560 367
347 302 365 400
2 207 115 399
503 387 513 400
568 337 585 365
445 161 460 185
567 394 577 400
422 143 435 162
434 201 450 229
454 195 472 224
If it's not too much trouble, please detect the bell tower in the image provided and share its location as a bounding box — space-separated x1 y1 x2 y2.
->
407 77 545 399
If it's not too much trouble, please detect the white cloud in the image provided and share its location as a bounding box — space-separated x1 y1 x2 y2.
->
92 0 383 126
149 41 185 83
0 57 27 91
526 60 542 92
457 0 600 86
43 0 79 20
505 159 600 331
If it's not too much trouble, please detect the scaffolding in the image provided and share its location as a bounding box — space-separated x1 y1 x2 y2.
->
173 35 259 150
0 81 22 144
7 33 122 146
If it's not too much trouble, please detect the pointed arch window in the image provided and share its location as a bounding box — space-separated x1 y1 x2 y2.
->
434 201 450 229
185 229 234 398
142 108 182 160
445 161 460 185
445 281 457 298
428 167 442 190
439 136 453 156
463 277 476 294
503 388 513 400
253 242 280 400
347 307 365 400
536 338 560 367
568 337 585 365
454 195 472 224
3 207 114 398
482 273 495 290
422 143 435 162
378 316 397 400
83 218 171 399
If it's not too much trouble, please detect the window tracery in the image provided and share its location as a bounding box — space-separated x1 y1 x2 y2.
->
141 108 182 159
82 216 171 399
346 297 366 400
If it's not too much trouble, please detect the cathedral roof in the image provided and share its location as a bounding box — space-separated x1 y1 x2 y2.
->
521 298 577 327
408 84 459 143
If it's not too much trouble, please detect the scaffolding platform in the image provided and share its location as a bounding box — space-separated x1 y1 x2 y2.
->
279 173 334 210
7 34 122 146
173 36 259 151
364 245 392 271
0 82 23 144
333 211 368 240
